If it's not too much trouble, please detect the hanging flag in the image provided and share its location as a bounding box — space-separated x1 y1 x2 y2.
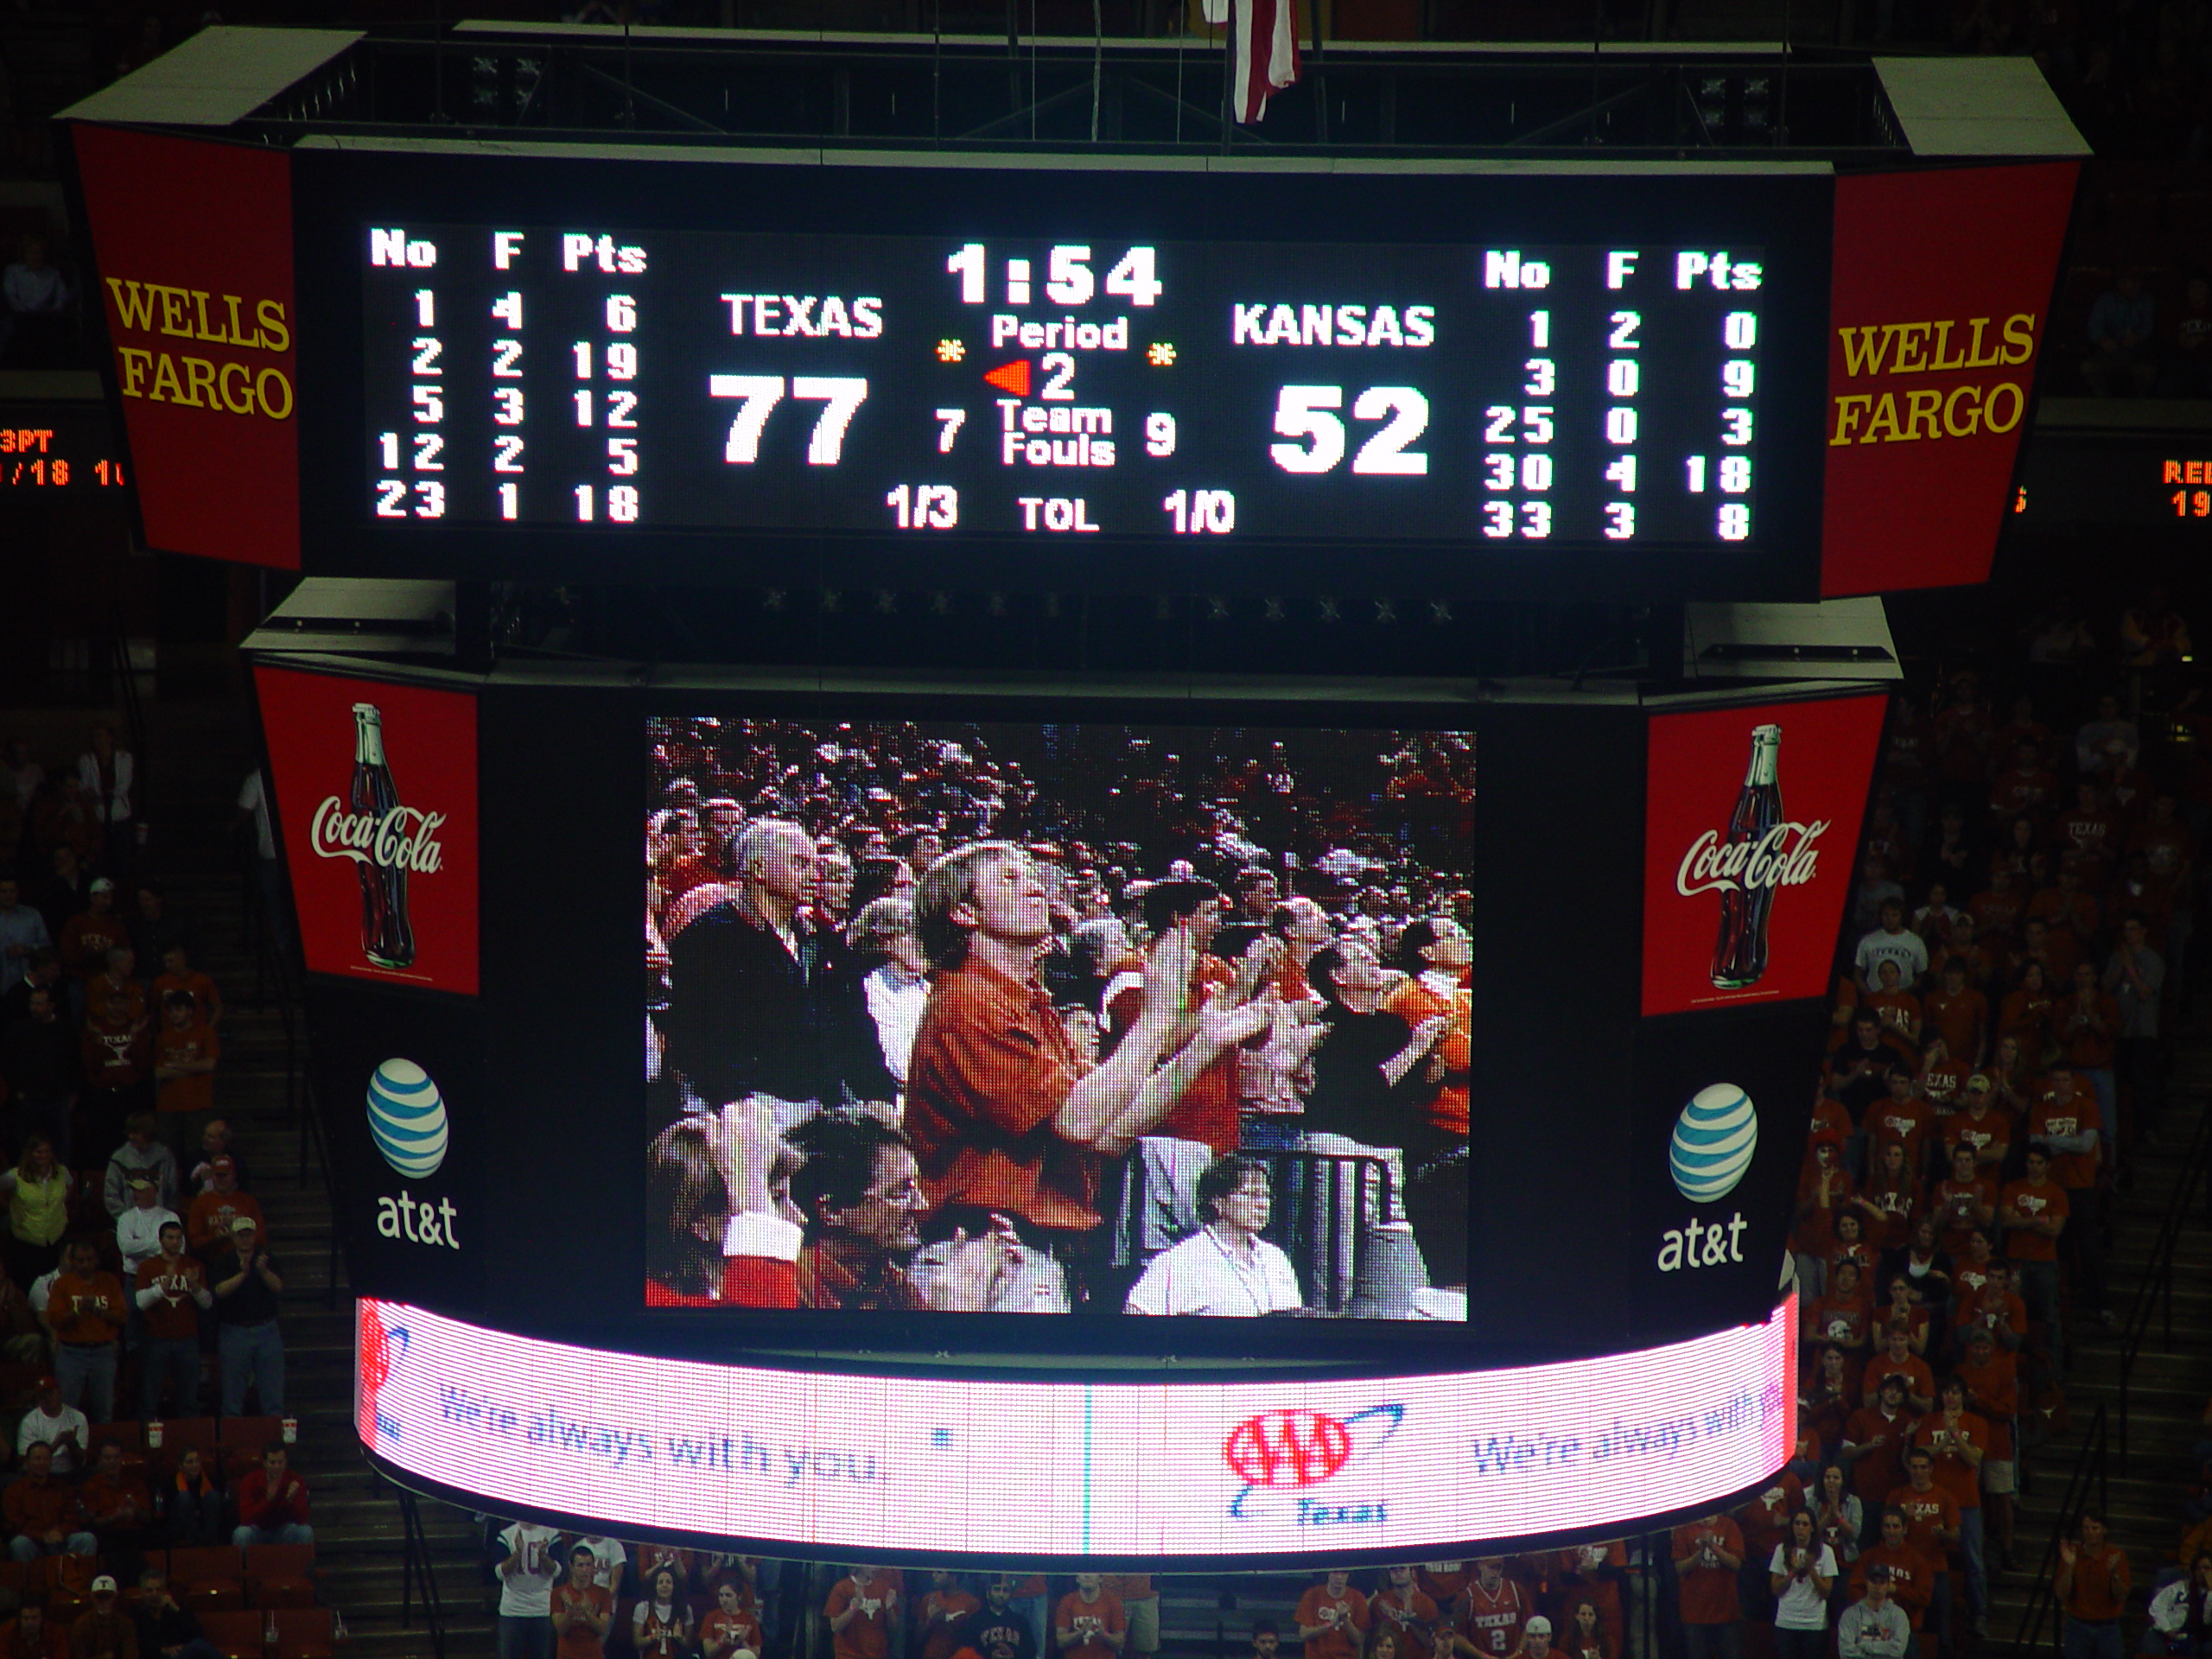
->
1202 0 1301 124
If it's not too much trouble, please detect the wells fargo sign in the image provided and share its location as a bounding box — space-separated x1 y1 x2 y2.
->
68 124 300 569
1819 162 2079 596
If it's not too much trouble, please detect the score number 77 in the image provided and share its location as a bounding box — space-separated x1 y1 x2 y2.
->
710 374 868 464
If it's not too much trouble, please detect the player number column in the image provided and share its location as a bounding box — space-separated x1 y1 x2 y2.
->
1482 308 1552 540
375 281 446 519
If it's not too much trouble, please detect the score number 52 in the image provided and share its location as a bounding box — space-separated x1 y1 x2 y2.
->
1268 386 1429 475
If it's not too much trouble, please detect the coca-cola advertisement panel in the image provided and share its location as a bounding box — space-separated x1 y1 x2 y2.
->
1641 696 1885 1018
256 665 480 995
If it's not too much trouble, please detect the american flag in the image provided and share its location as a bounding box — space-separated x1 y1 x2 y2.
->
1203 0 1301 124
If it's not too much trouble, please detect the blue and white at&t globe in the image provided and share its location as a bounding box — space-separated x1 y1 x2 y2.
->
1669 1083 1757 1202
367 1058 448 1179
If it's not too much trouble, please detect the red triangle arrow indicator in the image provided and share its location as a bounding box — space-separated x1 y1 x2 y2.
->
983 359 1032 397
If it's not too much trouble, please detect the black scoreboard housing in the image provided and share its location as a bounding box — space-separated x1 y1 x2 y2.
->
290 146 1833 601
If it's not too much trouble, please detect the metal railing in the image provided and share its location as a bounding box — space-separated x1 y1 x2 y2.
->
2117 1101 2212 1469
2011 1402 2112 1654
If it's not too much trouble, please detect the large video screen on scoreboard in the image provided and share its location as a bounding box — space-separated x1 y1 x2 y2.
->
642 717 1473 1322
292 150 1831 596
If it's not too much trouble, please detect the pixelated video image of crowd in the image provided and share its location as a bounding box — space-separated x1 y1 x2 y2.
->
640 716 1474 1319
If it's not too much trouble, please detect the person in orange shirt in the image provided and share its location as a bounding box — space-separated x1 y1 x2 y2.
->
1885 1447 1961 1647
827 1566 900 1659
1916 1376 1990 1634
1931 1141 1999 1258
1370 1567 1440 1659
2031 1067 2109 1325
1920 960 1988 1067
1446 1561 1527 1659
1853 1140 1919 1255
1669 1519 1745 1657
2002 1144 2069 1357
2057 1510 2129 1658
185 1156 264 1260
1295 1570 1369 1659
1944 1073 2013 1174
1096 1578 1156 1659
152 989 219 1153
1849 1510 1933 1637
702 1580 766 1659
1384 918 1471 1138
1103 881 1241 1154
551 1546 613 1659
43 1238 123 1426
1548 1547 1624 1659
1866 1070 1934 1186
1055 1575 1126 1659
149 941 222 1032
1861 1325 1934 1414
1955 1325 2021 1567
1865 958 1922 1051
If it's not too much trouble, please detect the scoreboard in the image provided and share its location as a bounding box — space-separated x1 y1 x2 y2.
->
359 224 1775 553
283 150 1834 597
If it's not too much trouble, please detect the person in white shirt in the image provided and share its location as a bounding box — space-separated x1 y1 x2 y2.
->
113 1179 179 1276
497 1520 563 1659
2148 1553 2212 1650
15 1377 87 1475
852 898 929 1097
1853 902 1929 994
1126 1154 1303 1317
1767 1509 1837 1659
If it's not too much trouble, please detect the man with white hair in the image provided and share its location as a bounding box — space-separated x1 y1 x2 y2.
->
663 818 891 1112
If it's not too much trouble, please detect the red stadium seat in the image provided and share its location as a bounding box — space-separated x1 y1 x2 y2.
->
197 1610 268 1659
219 1416 283 1452
87 1421 142 1453
271 1607 335 1659
149 1417 221 1468
169 1544 247 1612
245 1543 317 1609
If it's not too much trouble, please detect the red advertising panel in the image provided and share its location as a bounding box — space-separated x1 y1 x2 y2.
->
1643 696 1885 1017
1820 162 2080 596
256 666 479 995
69 124 299 569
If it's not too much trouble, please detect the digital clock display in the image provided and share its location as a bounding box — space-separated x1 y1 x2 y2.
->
363 225 1772 550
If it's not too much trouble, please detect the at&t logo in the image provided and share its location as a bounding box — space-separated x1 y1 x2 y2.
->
1224 1403 1404 1528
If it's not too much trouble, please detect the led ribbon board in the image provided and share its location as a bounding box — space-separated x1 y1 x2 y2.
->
357 1294 1796 1560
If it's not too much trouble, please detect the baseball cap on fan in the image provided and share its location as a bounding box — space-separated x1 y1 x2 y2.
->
90 878 114 894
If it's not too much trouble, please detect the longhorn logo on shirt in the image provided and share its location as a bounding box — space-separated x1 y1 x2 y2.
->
1224 1402 1406 1527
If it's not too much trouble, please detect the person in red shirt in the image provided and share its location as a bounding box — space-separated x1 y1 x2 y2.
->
0 1603 64 1659
1866 1070 1934 1185
2002 1145 2071 1370
828 1567 900 1659
1103 881 1241 1153
1801 1344 1853 1459
1669 1516 1745 1656
1953 1260 2029 1357
2031 1069 2109 1325
1547 1547 1624 1659
1294 1571 1368 1659
1056 1575 1126 1659
1920 961 1988 1067
230 1445 310 1547
1916 1376 1990 1634
1944 1075 2013 1174
1793 1133 1855 1299
1931 1141 1999 1258
1916 1035 1972 1116
702 1580 766 1659
2057 1510 2129 1656
1865 959 1922 1052
553 1547 614 1659
1886 1447 1961 1647
1849 1510 1933 1635
1876 1273 1932 1357
1853 1141 1918 1255
1805 1258 1876 1392
920 1572 982 1659
1861 1325 1934 1414
1843 1373 1916 1514
1955 1325 2021 1567
1446 1561 1528 1659
1371 1567 1440 1659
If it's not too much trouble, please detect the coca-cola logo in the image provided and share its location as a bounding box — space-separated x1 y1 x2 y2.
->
310 796 448 873
1675 821 1829 898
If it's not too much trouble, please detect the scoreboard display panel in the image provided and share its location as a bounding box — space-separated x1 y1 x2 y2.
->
292 149 1832 595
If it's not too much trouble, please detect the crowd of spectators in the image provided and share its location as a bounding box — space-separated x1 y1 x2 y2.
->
0 721 311 1652
642 718 1475 1319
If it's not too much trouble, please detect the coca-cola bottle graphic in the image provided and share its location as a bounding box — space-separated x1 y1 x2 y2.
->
351 703 417 969
1711 723 1783 989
